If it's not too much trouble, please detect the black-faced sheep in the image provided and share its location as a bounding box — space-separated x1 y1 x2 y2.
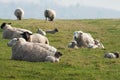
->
7 38 62 62
44 9 56 21
21 32 49 44
74 31 104 48
104 52 119 58
14 8 24 20
0 22 32 39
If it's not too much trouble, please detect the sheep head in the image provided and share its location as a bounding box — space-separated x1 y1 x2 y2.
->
54 51 62 58
21 32 32 41
1 22 11 29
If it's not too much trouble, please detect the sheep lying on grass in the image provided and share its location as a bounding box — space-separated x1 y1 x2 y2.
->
104 52 119 58
45 52 62 62
73 31 104 48
21 32 49 44
68 40 78 49
7 38 62 62
14 8 24 20
0 22 32 39
46 28 58 34
44 9 56 21
37 28 58 35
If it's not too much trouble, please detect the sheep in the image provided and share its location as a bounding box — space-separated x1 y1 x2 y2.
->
46 28 58 34
104 52 119 58
21 32 49 44
0 22 32 39
14 8 24 20
7 38 62 62
73 31 104 48
37 28 46 36
44 9 56 21
45 52 62 62
68 40 78 49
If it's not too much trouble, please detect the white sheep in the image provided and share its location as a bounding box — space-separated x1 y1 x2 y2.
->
46 28 58 34
14 8 24 20
74 31 104 48
0 22 32 39
21 32 49 44
44 9 56 21
45 52 62 62
7 38 62 62
104 52 119 58
37 28 46 36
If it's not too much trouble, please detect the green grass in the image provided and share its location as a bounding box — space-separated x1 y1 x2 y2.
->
0 19 120 80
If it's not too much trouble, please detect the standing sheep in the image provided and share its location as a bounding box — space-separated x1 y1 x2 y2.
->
44 9 56 21
7 38 62 62
21 32 49 44
0 22 32 39
14 8 24 20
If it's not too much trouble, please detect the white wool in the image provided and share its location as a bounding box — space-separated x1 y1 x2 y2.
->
2 23 32 39
73 31 104 49
44 9 56 21
7 38 57 62
29 33 49 44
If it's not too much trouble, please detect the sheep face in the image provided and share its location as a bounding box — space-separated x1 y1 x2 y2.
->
21 32 32 41
113 52 119 58
7 38 18 47
94 40 104 48
74 31 83 40
1 22 11 29
54 51 62 58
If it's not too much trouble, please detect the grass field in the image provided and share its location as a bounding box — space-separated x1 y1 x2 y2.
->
0 19 120 80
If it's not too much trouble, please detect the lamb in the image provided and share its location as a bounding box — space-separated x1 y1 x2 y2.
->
45 52 62 62
0 22 32 39
104 52 119 58
21 32 49 44
7 38 62 62
74 31 104 48
44 9 56 21
68 40 78 49
14 8 24 20
37 28 46 36
46 28 58 34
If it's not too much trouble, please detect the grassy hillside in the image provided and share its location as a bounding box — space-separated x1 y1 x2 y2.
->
0 19 120 80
